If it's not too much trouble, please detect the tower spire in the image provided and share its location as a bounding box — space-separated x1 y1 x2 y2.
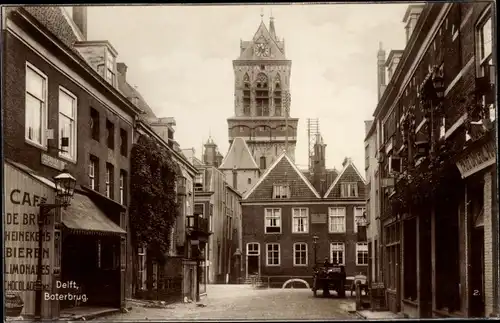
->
269 9 276 39
260 7 264 21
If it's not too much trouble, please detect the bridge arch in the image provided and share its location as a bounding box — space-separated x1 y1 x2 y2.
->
282 278 310 289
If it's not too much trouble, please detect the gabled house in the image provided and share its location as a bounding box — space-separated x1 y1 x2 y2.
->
219 137 260 195
241 140 367 289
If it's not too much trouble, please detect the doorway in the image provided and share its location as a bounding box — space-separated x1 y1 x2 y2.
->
247 256 259 276
246 243 260 277
470 226 485 317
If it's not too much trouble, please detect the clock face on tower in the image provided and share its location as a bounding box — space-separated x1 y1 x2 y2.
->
254 43 270 57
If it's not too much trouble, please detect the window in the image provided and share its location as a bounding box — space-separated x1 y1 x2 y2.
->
478 15 492 67
255 73 269 116
58 87 77 161
354 207 366 233
260 156 266 169
341 182 359 197
292 208 309 233
330 242 345 265
106 120 115 149
90 107 100 141
356 242 369 265
247 178 252 185
293 243 308 266
328 207 346 233
119 170 127 205
25 63 47 147
243 74 251 116
439 117 446 138
105 163 114 199
264 208 281 234
266 243 280 266
273 184 289 199
89 155 99 190
120 128 128 156
246 243 260 255
105 49 115 85
239 126 245 132
274 79 282 116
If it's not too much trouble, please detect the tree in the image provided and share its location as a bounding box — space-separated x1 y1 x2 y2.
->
129 134 179 294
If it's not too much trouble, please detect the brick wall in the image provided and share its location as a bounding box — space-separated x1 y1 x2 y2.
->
247 157 318 200
3 32 133 198
242 203 368 278
483 170 494 316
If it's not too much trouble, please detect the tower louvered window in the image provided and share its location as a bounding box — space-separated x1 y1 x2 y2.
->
243 73 251 116
274 75 282 116
255 73 269 116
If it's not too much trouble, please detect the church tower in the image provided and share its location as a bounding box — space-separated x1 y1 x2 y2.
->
227 14 298 171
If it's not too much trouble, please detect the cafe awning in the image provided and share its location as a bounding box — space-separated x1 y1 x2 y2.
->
62 193 126 236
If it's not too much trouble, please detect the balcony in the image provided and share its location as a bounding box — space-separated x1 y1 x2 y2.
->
186 214 211 242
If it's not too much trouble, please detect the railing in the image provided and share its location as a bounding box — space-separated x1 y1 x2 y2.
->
186 215 210 235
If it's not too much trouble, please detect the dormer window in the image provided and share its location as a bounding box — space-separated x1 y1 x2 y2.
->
340 182 358 198
105 48 115 86
273 184 290 199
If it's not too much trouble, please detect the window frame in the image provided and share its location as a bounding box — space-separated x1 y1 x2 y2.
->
293 242 308 267
25 62 48 149
105 48 115 86
266 243 280 266
58 86 78 163
119 170 126 205
246 242 260 256
105 163 114 199
89 157 96 190
106 119 115 149
356 242 369 266
264 208 282 234
273 184 290 199
341 182 359 198
330 242 345 266
292 207 309 234
328 207 346 233
354 207 366 233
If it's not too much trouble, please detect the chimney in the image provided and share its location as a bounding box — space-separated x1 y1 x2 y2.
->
377 42 386 101
403 5 425 44
72 6 88 40
203 138 217 166
232 167 238 190
312 134 327 194
342 157 352 168
385 50 404 82
117 62 128 79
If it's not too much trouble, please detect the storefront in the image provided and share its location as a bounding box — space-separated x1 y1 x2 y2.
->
455 135 497 317
4 161 57 319
4 160 127 319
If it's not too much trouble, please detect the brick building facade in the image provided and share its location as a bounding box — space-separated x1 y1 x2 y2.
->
2 6 140 318
241 137 367 289
370 3 497 318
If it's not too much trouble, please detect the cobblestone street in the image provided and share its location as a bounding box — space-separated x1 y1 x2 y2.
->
103 285 358 320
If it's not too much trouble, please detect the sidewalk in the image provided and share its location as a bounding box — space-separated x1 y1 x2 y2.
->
59 306 123 321
356 310 405 320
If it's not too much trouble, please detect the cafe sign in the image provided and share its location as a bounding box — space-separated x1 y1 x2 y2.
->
456 141 496 179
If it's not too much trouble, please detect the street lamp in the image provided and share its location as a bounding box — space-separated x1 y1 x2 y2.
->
312 235 319 269
35 168 76 320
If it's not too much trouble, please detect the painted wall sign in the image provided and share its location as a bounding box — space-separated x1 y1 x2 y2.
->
4 163 55 317
456 141 496 178
41 153 65 171
311 213 327 224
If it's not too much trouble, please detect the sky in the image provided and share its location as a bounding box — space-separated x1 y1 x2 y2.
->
86 3 408 171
